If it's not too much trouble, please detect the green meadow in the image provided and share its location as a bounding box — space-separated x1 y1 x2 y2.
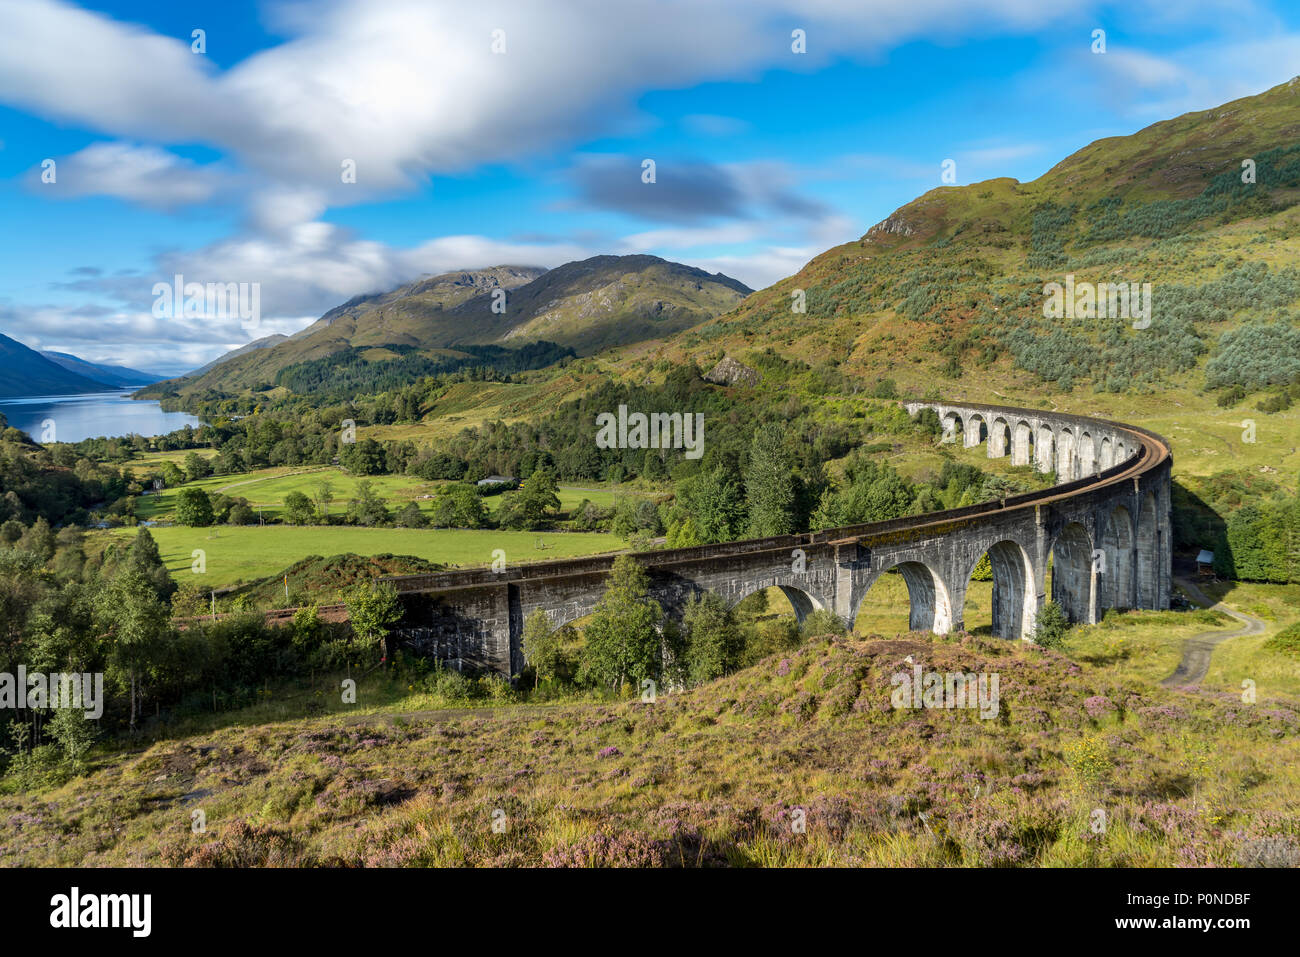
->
133 464 633 522
94 524 626 587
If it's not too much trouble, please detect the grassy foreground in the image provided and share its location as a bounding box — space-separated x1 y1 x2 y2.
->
3 629 1296 867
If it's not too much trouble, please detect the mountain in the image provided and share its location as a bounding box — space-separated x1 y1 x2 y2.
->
0 334 115 398
40 351 158 388
186 333 289 377
673 76 1300 405
150 257 750 396
155 265 547 394
435 255 751 354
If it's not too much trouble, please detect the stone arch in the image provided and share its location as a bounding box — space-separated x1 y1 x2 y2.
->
965 540 1036 639
727 582 827 625
988 417 1011 458
941 411 964 446
1036 425 1056 473
1078 431 1096 477
857 561 954 635
1056 428 1076 481
1011 420 1034 466
1099 505 1135 610
543 600 600 632
1099 436 1114 471
964 413 988 448
775 584 826 623
1136 490 1158 608
1115 439 1127 463
1049 521 1095 624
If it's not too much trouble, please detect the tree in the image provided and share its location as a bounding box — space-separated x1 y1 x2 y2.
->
313 480 335 523
345 480 390 526
125 527 175 601
175 487 214 527
345 579 402 658
16 517 55 564
430 484 487 528
182 452 212 483
665 516 702 547
579 555 663 692
283 491 316 525
521 608 566 688
745 424 795 538
95 570 172 732
688 465 747 542
159 461 186 487
49 699 98 769
502 467 561 530
682 591 742 685
395 501 428 528
340 437 387 475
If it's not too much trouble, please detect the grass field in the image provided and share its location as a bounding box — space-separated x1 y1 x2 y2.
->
134 464 639 522
93 524 627 587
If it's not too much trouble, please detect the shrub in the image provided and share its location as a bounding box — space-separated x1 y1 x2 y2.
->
800 608 847 639
1063 733 1112 794
1032 600 1069 649
1263 622 1300 659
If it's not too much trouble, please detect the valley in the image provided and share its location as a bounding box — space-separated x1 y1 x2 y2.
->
3 75 1300 876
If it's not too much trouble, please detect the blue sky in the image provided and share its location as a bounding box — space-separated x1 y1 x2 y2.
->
1 0 1298 375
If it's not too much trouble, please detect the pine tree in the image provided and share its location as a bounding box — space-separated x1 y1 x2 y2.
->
744 424 795 538
126 527 176 600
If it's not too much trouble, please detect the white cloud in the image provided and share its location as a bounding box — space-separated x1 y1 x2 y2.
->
1080 35 1300 120
0 0 1102 193
6 0 1240 368
34 142 228 209
691 247 824 291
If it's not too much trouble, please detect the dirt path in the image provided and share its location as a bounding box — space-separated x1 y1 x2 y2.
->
1162 577 1267 687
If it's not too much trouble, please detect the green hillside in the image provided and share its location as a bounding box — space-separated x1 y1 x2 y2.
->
151 256 751 398
3 631 1296 867
0 333 114 397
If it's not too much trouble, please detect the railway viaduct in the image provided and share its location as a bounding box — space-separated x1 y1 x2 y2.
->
383 401 1172 677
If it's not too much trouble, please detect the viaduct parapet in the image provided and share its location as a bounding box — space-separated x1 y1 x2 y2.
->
383 401 1173 676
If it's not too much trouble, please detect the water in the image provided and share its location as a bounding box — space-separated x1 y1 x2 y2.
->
0 392 201 443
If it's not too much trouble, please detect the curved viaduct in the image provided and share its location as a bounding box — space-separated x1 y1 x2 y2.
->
383 401 1172 677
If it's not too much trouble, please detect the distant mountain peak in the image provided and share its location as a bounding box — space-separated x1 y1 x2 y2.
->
157 254 750 396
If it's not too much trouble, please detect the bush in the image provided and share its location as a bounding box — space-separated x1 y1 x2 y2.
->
800 608 847 639
1064 733 1112 794
740 616 801 667
1263 622 1300 658
1032 600 1069 649
423 665 477 701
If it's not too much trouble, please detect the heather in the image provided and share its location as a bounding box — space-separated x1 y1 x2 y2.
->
3 631 1296 867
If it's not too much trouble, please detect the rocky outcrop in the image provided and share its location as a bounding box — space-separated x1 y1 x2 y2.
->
704 356 760 387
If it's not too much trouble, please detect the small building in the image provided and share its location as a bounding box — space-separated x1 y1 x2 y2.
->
476 475 516 487
1195 549 1215 574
